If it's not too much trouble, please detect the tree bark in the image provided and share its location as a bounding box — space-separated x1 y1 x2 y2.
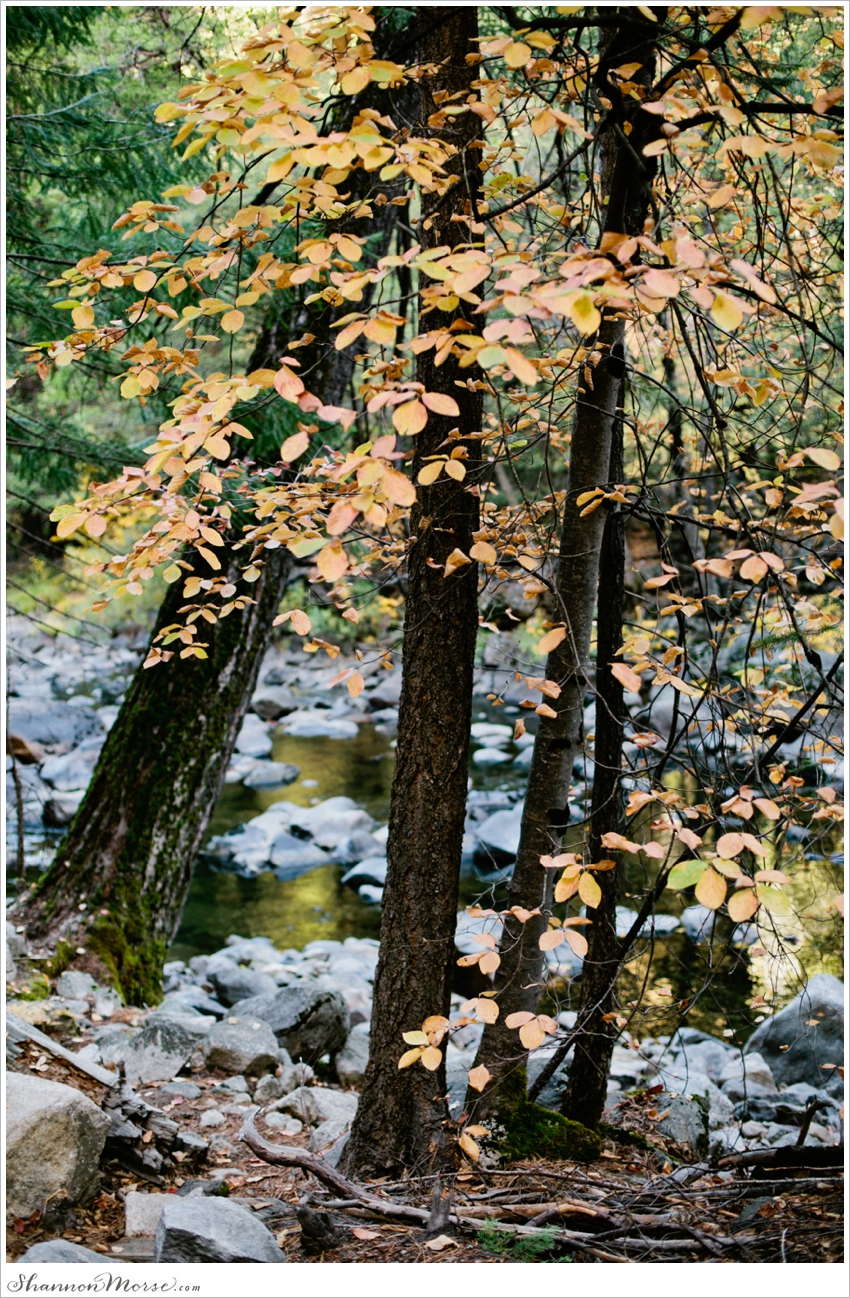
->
342 5 484 1180
14 548 287 1005
467 12 662 1124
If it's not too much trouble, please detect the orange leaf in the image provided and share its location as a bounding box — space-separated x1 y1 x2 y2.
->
478 950 500 975
467 1064 492 1093
578 871 602 908
420 1046 442 1071
539 928 566 952
393 399 428 436
716 832 745 859
538 625 566 655
281 431 309 462
317 541 348 583
274 365 305 402
421 392 460 416
611 662 642 693
347 671 365 698
728 889 760 923
695 866 727 910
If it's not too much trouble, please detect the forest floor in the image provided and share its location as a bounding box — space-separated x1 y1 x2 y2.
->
7 1039 843 1266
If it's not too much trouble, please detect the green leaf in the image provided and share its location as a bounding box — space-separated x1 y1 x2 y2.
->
287 536 328 559
667 859 706 890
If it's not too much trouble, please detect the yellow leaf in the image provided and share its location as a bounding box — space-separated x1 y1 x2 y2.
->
444 548 472 578
474 998 499 1025
458 1133 480 1162
611 662 642 693
163 564 182 583
421 392 460 416
443 458 466 481
568 293 601 336
578 871 602 909
335 319 365 349
203 435 230 460
756 884 792 915
538 625 566 655
154 101 182 123
479 950 500 975
467 1064 492 1093
420 1046 442 1071
402 1030 429 1046
380 465 416 507
418 460 444 486
710 291 743 331
470 541 497 565
398 1047 424 1069
504 347 539 386
504 40 531 67
347 671 365 698
340 65 371 95
707 183 737 210
539 928 566 952
317 541 348 583
291 609 312 636
220 309 244 334
281 431 309 462
519 1019 546 1050
71 304 94 329
196 545 221 571
133 269 157 293
753 797 781 820
55 513 87 539
695 866 727 910
564 928 588 958
806 446 841 471
121 374 142 399
425 1234 457 1251
393 399 428 436
716 832 745 858
274 365 305 403
728 888 760 924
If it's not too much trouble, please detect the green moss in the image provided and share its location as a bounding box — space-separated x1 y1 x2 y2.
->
8 971 50 1001
45 940 76 980
598 1121 674 1157
87 915 165 1007
499 1102 601 1165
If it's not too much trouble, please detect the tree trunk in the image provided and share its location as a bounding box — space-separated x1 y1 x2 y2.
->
14 548 287 1005
559 400 627 1128
342 6 484 1180
467 13 662 1125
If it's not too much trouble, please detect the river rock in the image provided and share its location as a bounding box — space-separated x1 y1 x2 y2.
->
8 698 102 748
202 1017 280 1076
6 1073 111 1220
253 1074 286 1104
472 747 512 766
43 790 85 827
123 1018 206 1084
679 905 715 941
235 713 274 758
153 1196 287 1263
744 974 844 1088
40 748 98 791
236 984 349 1061
264 1113 302 1135
719 1051 777 1101
243 761 300 790
335 830 384 865
656 1095 708 1155
125 1190 167 1237
335 1026 370 1087
20 1240 128 1264
365 668 403 709
341 856 388 888
251 685 298 721
56 970 98 999
282 713 359 739
470 722 513 742
208 963 276 1007
270 835 329 873
474 806 523 861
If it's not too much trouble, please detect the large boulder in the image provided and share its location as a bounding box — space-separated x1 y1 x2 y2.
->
8 699 102 749
208 963 276 1007
745 974 844 1088
40 748 99 791
234 713 273 758
152 1197 287 1263
335 1027 370 1088
236 984 349 1062
6 1073 110 1219
202 1016 280 1076
474 806 523 863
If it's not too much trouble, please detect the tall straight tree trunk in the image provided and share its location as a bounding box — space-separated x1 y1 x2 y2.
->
342 6 484 1180
14 549 287 1005
468 12 663 1125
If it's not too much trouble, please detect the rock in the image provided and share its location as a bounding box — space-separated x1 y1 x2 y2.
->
282 713 359 739
264 1112 302 1134
254 1074 286 1105
365 668 403 709
470 722 513 742
43 790 85 826
472 746 512 766
341 856 388 889
656 1096 708 1156
680 905 715 941
40 749 99 791
311 1088 358 1125
270 838 330 875
311 811 375 849
211 1075 250 1095
6 922 26 959
235 713 273 758
208 964 277 1007
8 698 102 748
6 1073 111 1220
93 988 122 1019
243 761 300 790
335 1027 370 1087
252 685 298 721
721 1053 773 1095
56 970 98 999
276 1086 319 1124
123 1019 206 1084
125 1191 167 1237
513 747 534 770
474 806 523 862
309 1115 352 1155
358 885 383 905
744 974 844 1088
199 1110 226 1128
236 984 349 1062
93 1025 139 1068
20 1240 127 1264
335 830 384 865
153 1196 287 1263
161 1081 202 1100
202 1017 280 1076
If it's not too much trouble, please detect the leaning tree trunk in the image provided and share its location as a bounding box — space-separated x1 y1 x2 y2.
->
14 548 287 1005
467 13 662 1126
342 6 484 1180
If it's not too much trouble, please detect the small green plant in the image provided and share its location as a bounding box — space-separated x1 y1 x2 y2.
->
477 1219 570 1262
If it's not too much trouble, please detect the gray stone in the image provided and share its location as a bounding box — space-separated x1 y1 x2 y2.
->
311 1088 358 1125
235 984 349 1062
123 1019 204 1085
680 905 715 942
208 963 277 1007
40 749 98 792
6 922 26 959
358 885 383 905
719 1051 777 1094
6 1073 110 1219
153 1196 287 1263
335 830 384 865
235 713 274 758
282 713 359 739
199 1109 226 1128
161 1081 202 1100
161 986 227 1019
252 686 298 721
744 974 844 1088
202 1016 280 1075
335 1027 370 1087
656 1095 709 1156
125 1190 167 1237
254 1074 285 1104
271 844 330 878
365 668 403 709
474 806 523 861
276 1085 320 1124
93 988 122 1019
20 1240 127 1264
93 1025 140 1068
263 1113 302 1135
8 698 102 748
243 761 300 790
341 856 388 888
472 746 512 766
309 1114 352 1155
56 970 98 999
211 1074 250 1095
43 790 85 826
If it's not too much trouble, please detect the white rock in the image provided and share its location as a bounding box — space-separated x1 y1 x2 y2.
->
473 747 512 766
199 1109 226 1128
125 1191 167 1237
6 1073 110 1219
235 713 274 758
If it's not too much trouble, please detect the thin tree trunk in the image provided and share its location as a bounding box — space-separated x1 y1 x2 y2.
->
467 13 662 1126
342 6 484 1180
559 398 627 1128
13 548 287 1005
